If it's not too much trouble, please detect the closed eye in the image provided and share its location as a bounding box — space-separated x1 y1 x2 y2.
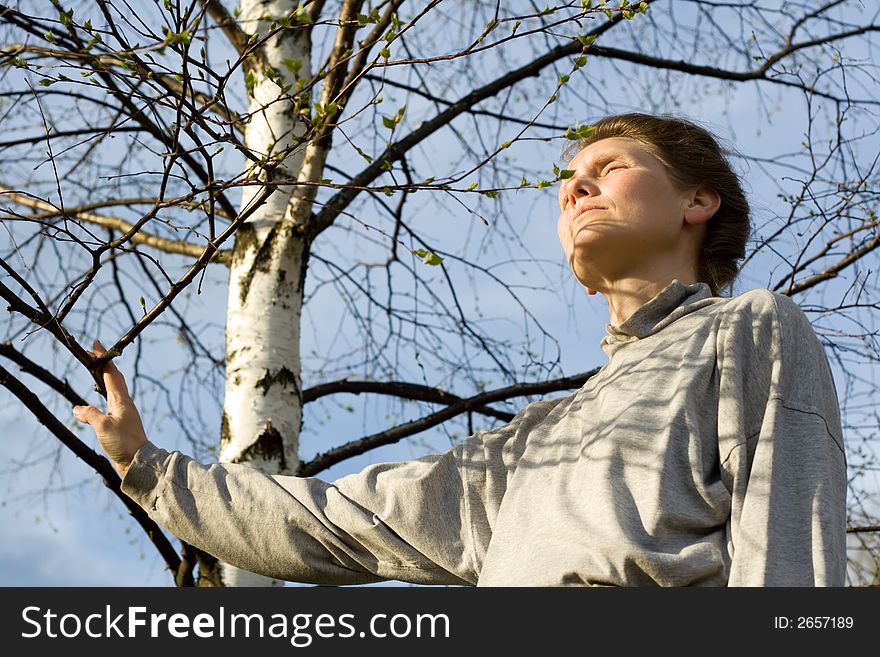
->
603 164 626 175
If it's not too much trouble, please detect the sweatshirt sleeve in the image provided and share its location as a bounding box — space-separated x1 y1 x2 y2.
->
719 291 848 586
121 439 476 586
119 393 571 586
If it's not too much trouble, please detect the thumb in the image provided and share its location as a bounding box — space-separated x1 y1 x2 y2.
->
73 405 109 430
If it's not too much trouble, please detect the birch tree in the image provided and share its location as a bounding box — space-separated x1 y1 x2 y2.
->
2 0 879 586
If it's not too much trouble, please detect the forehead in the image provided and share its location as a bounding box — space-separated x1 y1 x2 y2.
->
567 136 652 168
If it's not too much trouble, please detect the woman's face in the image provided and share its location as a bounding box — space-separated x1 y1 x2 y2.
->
556 137 692 287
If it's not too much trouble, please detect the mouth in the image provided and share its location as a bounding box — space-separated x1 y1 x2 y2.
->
573 206 606 220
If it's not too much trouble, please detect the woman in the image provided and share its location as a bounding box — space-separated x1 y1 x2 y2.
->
73 113 847 586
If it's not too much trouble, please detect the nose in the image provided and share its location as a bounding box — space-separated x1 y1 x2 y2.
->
560 173 596 209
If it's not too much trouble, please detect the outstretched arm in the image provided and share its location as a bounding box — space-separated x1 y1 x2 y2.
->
72 339 148 477
71 340 473 584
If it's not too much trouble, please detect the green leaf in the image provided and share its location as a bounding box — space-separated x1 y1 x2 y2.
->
413 249 443 266
564 123 596 140
244 70 257 96
557 169 575 179
576 34 596 49
382 105 405 129
379 47 390 59
59 8 74 28
423 252 443 266
466 182 478 191
283 59 302 77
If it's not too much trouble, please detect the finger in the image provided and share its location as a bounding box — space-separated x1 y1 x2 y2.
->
73 405 111 432
91 339 131 401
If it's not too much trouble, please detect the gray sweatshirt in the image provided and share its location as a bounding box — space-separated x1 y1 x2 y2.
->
121 279 848 586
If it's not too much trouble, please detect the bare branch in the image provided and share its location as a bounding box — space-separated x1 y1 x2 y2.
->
1 187 232 265
298 368 601 476
302 378 516 422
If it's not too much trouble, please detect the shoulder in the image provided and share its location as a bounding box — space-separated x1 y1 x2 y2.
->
470 389 576 447
716 287 818 346
456 389 577 469
711 287 832 399
728 287 839 411
737 287 822 347
722 286 783 318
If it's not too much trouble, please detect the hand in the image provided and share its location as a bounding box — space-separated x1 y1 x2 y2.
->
73 339 148 477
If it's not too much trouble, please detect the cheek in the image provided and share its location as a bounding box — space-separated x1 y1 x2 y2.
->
613 178 648 210
617 175 674 218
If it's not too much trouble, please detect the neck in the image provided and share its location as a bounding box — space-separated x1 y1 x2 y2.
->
591 264 701 327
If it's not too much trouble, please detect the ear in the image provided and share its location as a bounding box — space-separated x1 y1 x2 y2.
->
683 186 721 226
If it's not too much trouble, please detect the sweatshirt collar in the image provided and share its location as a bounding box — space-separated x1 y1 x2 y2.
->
599 279 715 358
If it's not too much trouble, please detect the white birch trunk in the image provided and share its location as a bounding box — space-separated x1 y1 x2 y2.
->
219 0 312 587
